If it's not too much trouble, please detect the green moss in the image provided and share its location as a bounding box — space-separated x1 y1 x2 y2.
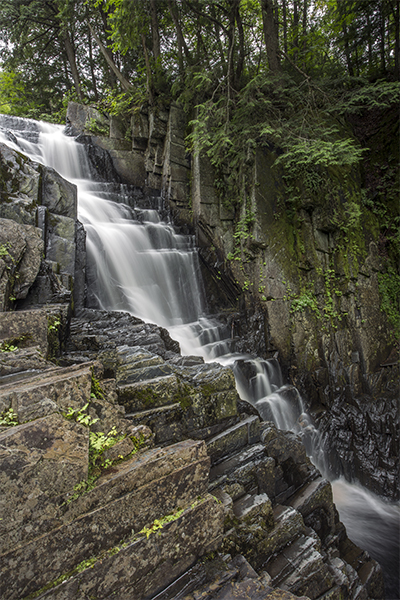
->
378 267 400 341
47 315 62 359
0 407 18 426
0 334 32 352
90 371 104 400
85 117 109 137
178 391 193 411
132 388 160 408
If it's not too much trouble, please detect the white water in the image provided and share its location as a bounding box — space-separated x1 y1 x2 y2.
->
332 479 400 599
1 115 398 597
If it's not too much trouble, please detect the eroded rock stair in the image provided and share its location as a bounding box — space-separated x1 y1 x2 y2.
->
0 308 385 600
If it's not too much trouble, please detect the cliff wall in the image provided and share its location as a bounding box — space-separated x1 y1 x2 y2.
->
0 113 388 599
64 101 399 501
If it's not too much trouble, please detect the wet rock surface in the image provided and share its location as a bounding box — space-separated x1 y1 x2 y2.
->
0 110 392 599
0 307 385 600
318 389 399 500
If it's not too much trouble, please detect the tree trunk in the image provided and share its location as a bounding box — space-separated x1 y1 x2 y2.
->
87 23 99 101
62 31 82 101
302 0 308 66
98 4 118 89
210 3 227 72
260 0 280 72
149 0 161 62
168 0 191 73
233 0 245 88
394 0 400 79
380 2 387 72
282 0 288 54
89 24 133 92
227 1 236 98
293 0 299 64
141 33 154 103
342 22 354 77
366 10 373 71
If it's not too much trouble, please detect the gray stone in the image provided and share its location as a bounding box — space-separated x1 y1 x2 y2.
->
110 115 127 140
0 306 69 358
41 166 77 218
35 494 224 600
108 149 146 186
0 413 89 554
266 534 335 599
118 373 181 412
287 477 336 540
207 416 260 464
1 442 214 600
0 346 55 380
0 142 40 210
131 111 149 144
0 218 43 310
0 362 92 422
66 102 109 135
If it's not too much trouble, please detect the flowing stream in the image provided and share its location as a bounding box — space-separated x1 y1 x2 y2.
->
0 115 398 598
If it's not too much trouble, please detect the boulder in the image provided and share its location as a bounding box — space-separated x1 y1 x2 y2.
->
0 306 70 359
0 218 43 310
41 166 77 218
0 142 41 225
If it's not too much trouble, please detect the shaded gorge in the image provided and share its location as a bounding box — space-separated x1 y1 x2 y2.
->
0 114 398 599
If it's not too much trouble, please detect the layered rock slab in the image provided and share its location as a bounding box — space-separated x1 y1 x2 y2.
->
35 494 224 600
0 414 89 555
0 305 70 360
0 361 92 421
0 435 215 600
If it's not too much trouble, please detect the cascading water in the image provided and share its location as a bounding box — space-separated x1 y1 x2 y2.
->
0 115 398 598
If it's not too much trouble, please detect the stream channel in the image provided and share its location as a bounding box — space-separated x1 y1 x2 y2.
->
0 115 398 598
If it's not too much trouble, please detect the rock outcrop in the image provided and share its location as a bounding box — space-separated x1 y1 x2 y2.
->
64 101 399 501
0 137 85 311
0 110 390 599
0 313 384 599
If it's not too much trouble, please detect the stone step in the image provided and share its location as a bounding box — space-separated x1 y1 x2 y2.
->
0 439 211 600
117 362 176 385
67 309 180 355
99 345 165 381
339 535 384 599
151 544 312 599
151 554 279 600
0 345 56 385
206 415 260 465
33 494 224 600
233 492 272 521
265 533 335 599
209 442 267 489
286 477 336 541
126 403 185 446
0 413 89 555
0 305 70 358
118 373 181 413
241 504 307 571
0 362 93 422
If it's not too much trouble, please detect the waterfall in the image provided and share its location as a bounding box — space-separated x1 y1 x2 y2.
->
0 114 398 598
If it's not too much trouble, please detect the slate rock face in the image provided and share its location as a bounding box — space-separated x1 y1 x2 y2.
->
0 140 85 310
41 166 77 218
0 413 89 555
0 218 43 310
0 346 54 379
0 362 92 421
0 141 41 225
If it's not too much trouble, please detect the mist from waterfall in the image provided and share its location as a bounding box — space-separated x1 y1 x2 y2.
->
0 115 398 598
